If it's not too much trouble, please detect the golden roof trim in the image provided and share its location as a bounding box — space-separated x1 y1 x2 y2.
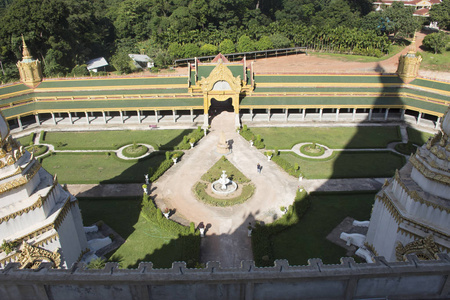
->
0 161 41 195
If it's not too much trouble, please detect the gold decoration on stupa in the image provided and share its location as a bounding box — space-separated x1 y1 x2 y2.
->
16 36 43 87
397 32 422 83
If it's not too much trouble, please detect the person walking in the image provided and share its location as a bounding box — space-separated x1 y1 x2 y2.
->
257 163 261 173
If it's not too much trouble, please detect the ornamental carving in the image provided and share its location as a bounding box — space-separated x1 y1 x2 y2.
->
395 235 440 262
0 161 41 194
0 148 6 159
198 62 242 94
409 155 450 185
17 242 61 269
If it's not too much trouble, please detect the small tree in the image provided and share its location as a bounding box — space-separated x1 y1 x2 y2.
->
422 31 448 54
87 257 106 269
237 35 256 53
219 39 235 54
200 43 218 56
165 151 171 160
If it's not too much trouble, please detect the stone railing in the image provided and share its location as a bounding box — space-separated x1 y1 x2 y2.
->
1 254 449 300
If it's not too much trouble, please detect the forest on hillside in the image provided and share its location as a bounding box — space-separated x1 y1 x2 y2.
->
0 0 448 81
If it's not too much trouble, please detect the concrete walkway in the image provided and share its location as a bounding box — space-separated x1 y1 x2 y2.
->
152 112 300 267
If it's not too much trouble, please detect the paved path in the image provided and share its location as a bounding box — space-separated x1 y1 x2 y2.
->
152 112 300 267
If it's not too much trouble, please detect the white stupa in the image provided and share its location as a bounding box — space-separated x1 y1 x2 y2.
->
0 113 88 269
364 107 450 261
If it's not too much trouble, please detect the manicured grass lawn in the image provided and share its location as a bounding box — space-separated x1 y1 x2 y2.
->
279 151 404 179
42 129 195 150
41 153 166 184
79 197 191 268
407 127 434 146
271 192 376 265
420 49 450 72
250 126 401 149
17 134 34 146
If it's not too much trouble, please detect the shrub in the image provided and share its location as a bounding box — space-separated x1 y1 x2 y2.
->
122 144 148 158
176 130 204 150
165 151 171 160
272 155 302 177
240 127 265 149
243 125 248 131
1 240 17 254
190 222 196 234
87 257 106 269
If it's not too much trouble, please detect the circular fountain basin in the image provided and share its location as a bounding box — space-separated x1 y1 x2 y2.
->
211 180 238 195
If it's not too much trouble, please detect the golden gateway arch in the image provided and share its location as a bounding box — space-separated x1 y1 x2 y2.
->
189 56 253 128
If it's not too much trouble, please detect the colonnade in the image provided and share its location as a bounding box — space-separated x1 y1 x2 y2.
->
11 107 442 131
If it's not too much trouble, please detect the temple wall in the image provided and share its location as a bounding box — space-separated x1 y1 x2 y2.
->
57 207 87 268
0 255 449 300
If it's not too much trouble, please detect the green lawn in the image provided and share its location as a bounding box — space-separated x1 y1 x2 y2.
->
309 44 405 63
407 127 434 146
250 126 401 149
79 197 193 268
271 192 376 265
279 151 404 179
41 152 166 184
419 49 450 72
41 129 195 150
17 134 34 146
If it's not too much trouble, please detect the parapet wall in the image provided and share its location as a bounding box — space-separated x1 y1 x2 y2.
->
1 254 450 300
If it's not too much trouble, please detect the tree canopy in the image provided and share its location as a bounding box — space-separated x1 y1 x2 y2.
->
0 0 441 82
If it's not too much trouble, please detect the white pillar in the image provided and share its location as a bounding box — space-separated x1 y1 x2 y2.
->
137 110 141 124
267 108 270 121
285 108 288 121
250 109 253 121
85 112 89 124
302 109 306 120
17 117 23 130
155 110 159 123
368 109 373 121
190 109 193 123
68 112 73 124
51 113 56 125
435 117 441 129
173 110 176 123
401 109 405 121
384 108 389 121
352 108 356 121
102 111 107 124
74 112 78 117
35 114 40 125
319 108 323 121
120 111 124 123
417 112 422 124
335 108 339 121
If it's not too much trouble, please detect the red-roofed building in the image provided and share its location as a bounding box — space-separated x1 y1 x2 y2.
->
373 0 442 17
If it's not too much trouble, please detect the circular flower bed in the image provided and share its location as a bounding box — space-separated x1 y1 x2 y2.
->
122 144 148 158
25 145 48 156
193 181 255 207
300 144 325 157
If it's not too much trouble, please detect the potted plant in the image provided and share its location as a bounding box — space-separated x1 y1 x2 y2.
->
189 137 195 149
163 208 170 219
142 184 148 194
172 153 179 164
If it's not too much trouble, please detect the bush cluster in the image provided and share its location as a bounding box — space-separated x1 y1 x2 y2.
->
240 127 265 149
141 193 200 267
175 127 205 150
394 142 417 155
251 190 311 267
299 144 325 157
25 145 48 157
193 182 255 207
149 151 184 182
271 155 302 177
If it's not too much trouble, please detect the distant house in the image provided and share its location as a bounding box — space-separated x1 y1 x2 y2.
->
86 57 109 72
373 0 442 17
128 54 154 69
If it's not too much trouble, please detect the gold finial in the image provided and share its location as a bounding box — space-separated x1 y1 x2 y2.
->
21 35 32 60
408 32 416 54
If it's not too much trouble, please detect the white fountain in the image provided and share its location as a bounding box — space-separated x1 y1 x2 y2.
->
211 170 238 195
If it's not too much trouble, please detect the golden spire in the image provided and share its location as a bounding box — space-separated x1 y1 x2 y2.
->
21 35 32 60
408 32 416 54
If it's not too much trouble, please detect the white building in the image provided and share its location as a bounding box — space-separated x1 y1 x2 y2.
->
128 54 154 69
86 57 109 73
0 113 88 269
364 107 450 261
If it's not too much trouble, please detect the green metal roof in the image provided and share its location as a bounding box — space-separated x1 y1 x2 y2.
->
410 79 450 92
255 74 404 84
37 77 188 89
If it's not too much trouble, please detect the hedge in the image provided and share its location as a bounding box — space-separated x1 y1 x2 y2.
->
240 127 265 149
193 182 255 207
121 144 148 158
140 193 200 267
